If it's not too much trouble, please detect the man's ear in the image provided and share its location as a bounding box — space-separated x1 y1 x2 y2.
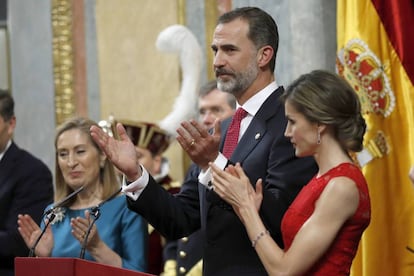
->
7 116 16 138
257 45 274 68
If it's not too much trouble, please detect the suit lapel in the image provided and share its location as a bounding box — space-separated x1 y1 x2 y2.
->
230 87 284 161
205 87 284 220
231 119 266 161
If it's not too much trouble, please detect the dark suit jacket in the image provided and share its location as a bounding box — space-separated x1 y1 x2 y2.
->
163 164 205 275
0 142 53 276
127 87 318 275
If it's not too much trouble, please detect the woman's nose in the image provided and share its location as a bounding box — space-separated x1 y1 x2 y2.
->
67 153 78 167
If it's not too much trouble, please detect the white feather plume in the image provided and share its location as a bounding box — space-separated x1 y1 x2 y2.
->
157 25 203 136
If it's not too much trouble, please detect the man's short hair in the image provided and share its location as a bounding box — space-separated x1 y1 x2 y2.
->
0 89 14 121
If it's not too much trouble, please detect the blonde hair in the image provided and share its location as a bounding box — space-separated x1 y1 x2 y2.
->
54 117 120 206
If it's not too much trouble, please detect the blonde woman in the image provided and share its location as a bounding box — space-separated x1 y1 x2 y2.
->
18 117 148 272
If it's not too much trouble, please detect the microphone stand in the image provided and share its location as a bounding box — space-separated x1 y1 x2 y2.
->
28 213 56 257
44 186 85 216
79 187 122 259
79 207 100 259
28 186 85 257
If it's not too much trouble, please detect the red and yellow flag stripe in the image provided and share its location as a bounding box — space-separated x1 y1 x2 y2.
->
337 0 414 275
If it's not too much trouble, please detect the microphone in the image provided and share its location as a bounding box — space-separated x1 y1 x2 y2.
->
79 187 122 259
90 187 122 214
44 186 85 215
28 186 85 257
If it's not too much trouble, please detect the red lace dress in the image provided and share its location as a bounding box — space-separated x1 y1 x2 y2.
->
281 163 371 275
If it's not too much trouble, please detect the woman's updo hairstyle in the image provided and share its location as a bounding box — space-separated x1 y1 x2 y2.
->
281 70 366 152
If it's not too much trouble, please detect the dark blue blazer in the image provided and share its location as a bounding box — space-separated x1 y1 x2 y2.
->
128 87 318 275
0 142 53 276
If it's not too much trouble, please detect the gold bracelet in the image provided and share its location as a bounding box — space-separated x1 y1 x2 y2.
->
251 229 269 247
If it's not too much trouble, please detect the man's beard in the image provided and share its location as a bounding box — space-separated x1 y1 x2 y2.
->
216 60 258 97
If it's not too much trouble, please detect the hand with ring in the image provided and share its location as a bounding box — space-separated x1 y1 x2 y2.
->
190 139 196 146
71 210 101 249
176 119 222 169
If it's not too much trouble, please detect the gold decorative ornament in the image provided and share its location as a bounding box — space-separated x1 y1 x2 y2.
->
51 0 76 126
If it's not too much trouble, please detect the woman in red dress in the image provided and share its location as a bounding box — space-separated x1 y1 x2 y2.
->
211 70 371 275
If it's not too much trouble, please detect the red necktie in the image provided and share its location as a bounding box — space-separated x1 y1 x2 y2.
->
223 108 248 158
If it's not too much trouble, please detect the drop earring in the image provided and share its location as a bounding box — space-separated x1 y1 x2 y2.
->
317 129 321 145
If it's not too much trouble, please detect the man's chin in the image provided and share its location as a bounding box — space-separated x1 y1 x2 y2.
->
217 80 234 93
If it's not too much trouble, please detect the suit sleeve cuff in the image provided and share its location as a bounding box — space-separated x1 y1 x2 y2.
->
198 153 227 189
121 165 149 201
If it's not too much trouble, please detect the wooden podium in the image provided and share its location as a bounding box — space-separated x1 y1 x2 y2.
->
15 257 154 276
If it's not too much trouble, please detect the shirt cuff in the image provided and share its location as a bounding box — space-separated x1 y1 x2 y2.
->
198 153 228 189
121 165 149 201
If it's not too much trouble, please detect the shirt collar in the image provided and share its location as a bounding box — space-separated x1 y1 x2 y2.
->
0 140 12 162
237 81 279 116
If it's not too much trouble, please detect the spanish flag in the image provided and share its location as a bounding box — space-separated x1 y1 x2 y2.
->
336 0 414 275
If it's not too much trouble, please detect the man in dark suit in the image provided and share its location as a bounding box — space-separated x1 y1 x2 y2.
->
0 90 53 276
162 80 236 275
90 7 318 275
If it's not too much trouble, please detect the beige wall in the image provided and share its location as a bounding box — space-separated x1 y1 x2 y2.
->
95 0 186 182
9 0 338 183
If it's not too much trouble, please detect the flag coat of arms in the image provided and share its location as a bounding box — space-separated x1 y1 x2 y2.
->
337 0 414 275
